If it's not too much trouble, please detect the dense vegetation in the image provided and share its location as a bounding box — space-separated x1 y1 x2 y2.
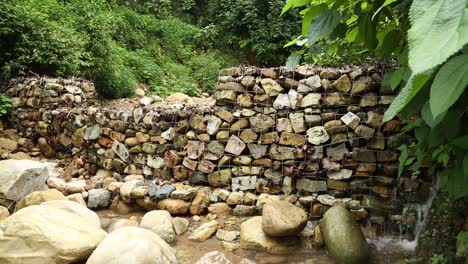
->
283 0 468 261
0 0 300 98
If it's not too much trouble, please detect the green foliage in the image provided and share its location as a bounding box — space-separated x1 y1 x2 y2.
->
408 0 468 75
307 10 340 46
429 254 447 264
458 231 468 243
0 0 88 77
284 0 468 200
0 0 242 98
429 54 468 118
0 94 12 117
201 0 301 66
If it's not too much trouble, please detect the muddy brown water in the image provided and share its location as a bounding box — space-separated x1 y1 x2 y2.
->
96 210 411 264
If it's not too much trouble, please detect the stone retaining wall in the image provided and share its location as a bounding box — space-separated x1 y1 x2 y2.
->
4 65 431 238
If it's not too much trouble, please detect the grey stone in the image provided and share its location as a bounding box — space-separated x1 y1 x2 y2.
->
111 141 129 161
301 93 321 107
84 125 101 140
147 156 165 169
0 159 49 203
298 75 321 92
152 184 176 200
296 179 327 192
172 217 189 235
232 176 257 191
87 189 111 209
273 94 291 109
288 89 301 109
327 169 353 180
320 206 370 264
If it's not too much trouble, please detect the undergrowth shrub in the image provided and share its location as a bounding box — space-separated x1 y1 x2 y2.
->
0 0 242 98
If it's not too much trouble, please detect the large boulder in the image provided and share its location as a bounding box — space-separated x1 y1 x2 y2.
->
262 200 307 237
86 227 178 264
320 205 370 264
0 200 107 264
240 216 299 254
0 159 49 205
140 210 176 244
16 188 66 210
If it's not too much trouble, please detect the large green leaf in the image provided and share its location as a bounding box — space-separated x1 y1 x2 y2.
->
408 0 468 75
381 29 402 55
286 53 301 70
383 73 431 122
452 135 468 150
307 10 340 46
281 0 311 15
383 67 405 90
358 13 378 50
302 4 328 35
421 102 445 128
440 162 468 199
429 54 468 118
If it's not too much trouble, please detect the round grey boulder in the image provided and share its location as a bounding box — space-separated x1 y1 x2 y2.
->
320 205 370 264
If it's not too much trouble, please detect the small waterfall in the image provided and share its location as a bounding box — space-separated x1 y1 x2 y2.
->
399 190 435 252
367 189 436 253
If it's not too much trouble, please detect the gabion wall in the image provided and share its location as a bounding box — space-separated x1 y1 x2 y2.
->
5 65 431 237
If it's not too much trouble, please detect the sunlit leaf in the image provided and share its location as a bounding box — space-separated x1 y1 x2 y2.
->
283 37 300 48
346 27 359 42
408 0 468 75
281 1 295 16
383 73 432 122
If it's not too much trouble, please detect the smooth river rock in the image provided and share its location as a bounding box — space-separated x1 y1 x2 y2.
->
140 210 176 244
262 200 307 237
240 216 299 254
87 227 178 264
320 205 370 264
0 200 106 264
16 188 66 210
189 220 219 242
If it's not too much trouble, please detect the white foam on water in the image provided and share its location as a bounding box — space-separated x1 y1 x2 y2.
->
368 189 436 253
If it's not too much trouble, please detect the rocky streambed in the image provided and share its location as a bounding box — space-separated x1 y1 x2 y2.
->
0 159 413 264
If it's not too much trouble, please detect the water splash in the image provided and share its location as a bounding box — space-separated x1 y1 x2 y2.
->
368 189 436 253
